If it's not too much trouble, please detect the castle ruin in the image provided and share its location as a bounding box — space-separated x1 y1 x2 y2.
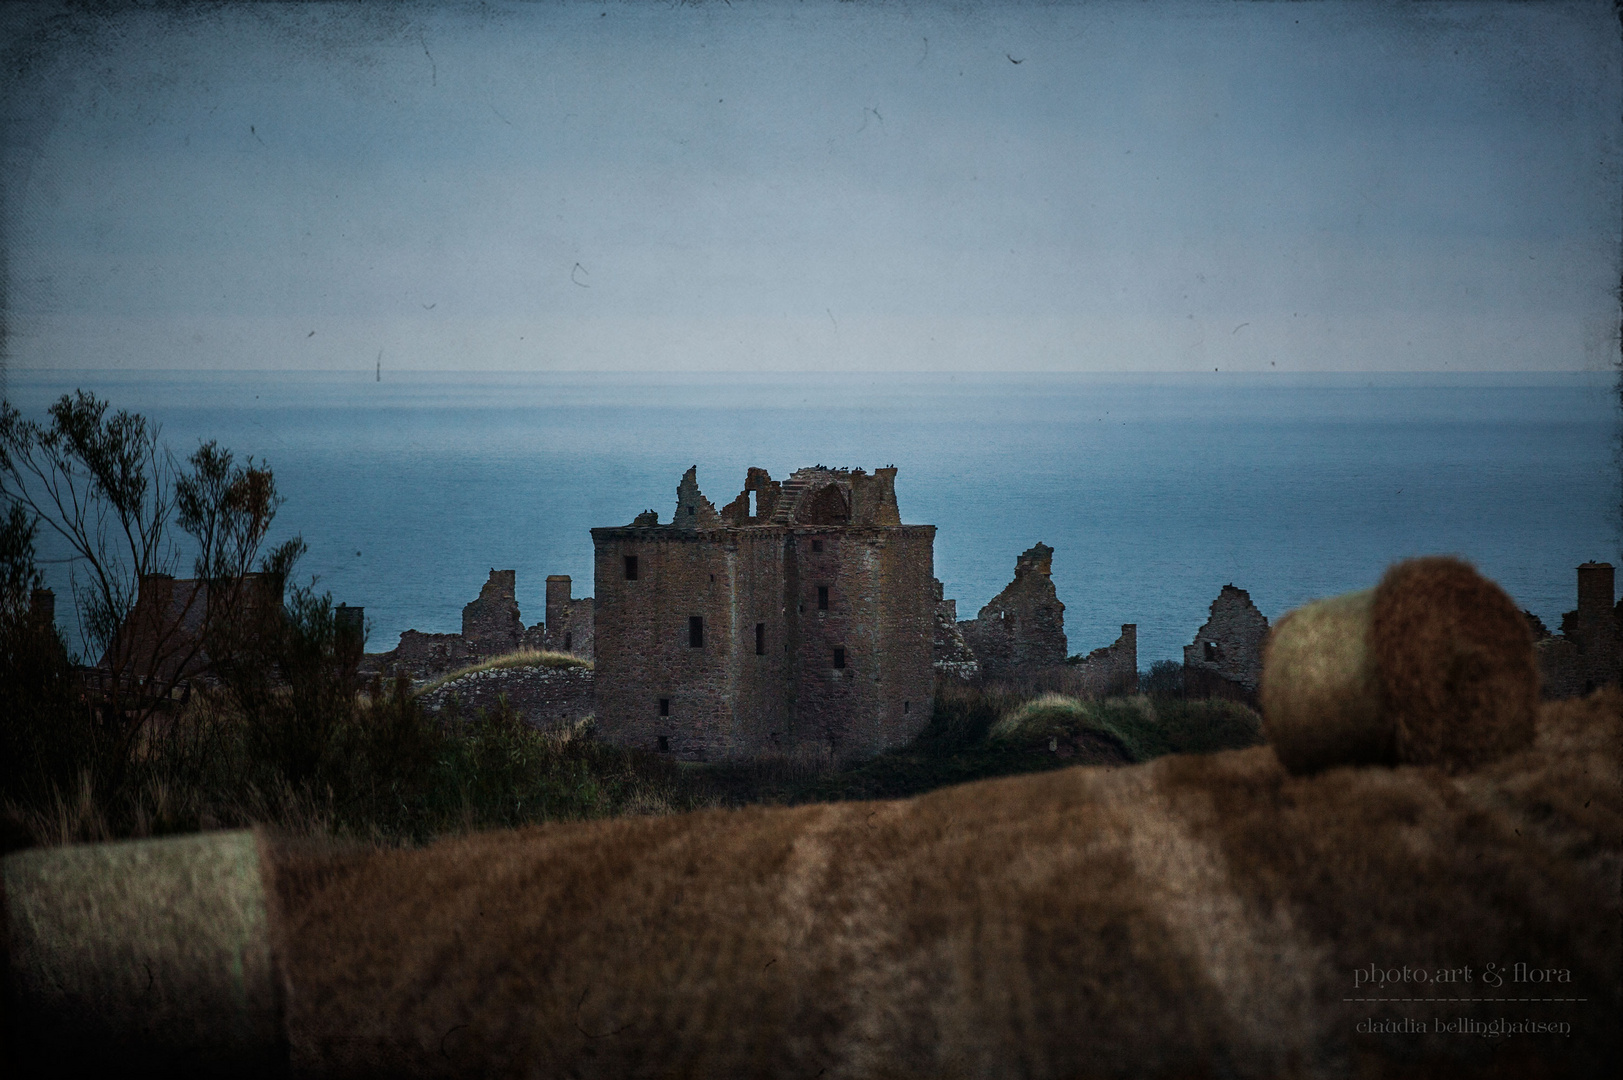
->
939 543 1136 694
366 568 593 681
958 543 1068 679
1533 562 1621 698
1182 584 1270 704
591 465 936 764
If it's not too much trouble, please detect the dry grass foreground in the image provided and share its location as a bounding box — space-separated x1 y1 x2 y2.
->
10 688 1605 1077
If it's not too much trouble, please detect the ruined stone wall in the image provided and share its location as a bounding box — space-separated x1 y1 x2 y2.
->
461 570 523 655
1536 562 1621 699
931 581 979 680
728 529 798 759
958 543 1067 680
418 665 595 730
103 572 282 685
366 569 589 682
1065 624 1138 698
1182 584 1270 695
542 575 594 660
371 631 477 682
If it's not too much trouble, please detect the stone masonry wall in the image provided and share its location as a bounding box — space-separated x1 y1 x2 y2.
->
1536 562 1621 699
365 569 584 682
1182 584 1270 695
932 579 979 679
592 465 934 766
1065 624 1138 697
418 664 595 730
958 543 1068 680
543 575 595 660
461 569 523 655
592 527 739 763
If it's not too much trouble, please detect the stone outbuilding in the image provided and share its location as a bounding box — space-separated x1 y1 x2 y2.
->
1182 584 1269 703
591 465 937 765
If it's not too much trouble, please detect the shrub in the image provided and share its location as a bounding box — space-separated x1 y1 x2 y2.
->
1139 659 1186 698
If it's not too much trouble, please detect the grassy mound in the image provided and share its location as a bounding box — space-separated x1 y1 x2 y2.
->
416 649 591 696
988 692 1263 763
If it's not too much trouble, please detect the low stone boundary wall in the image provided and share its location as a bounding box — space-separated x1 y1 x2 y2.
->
418 665 595 730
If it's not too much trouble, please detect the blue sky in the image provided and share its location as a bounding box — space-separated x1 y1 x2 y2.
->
2 0 1619 373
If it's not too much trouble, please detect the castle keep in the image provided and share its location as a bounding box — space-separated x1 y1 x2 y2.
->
592 466 937 764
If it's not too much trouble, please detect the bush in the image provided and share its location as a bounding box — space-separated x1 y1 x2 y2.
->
1139 659 1186 698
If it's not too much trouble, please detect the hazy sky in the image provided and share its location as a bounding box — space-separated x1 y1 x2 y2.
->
2 0 1619 373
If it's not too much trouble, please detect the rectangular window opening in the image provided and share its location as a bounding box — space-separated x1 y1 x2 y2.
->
748 490 757 517
689 616 704 648
833 647 846 669
624 555 639 581
811 539 823 552
658 735 669 752
755 622 765 656
564 632 572 651
817 585 829 610
659 697 670 716
904 700 910 714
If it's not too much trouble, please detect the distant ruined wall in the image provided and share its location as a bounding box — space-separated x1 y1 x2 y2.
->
418 665 595 730
543 576 595 660
376 631 478 682
931 579 979 679
1182 585 1270 701
958 543 1067 680
461 570 523 655
1536 562 1621 699
1065 624 1138 697
366 569 586 682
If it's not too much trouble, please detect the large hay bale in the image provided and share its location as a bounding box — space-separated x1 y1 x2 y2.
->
1262 556 1538 775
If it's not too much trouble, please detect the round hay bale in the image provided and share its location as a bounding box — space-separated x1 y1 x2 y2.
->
1261 557 1537 774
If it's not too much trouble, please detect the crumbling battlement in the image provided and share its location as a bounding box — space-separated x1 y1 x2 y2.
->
592 465 935 765
1535 562 1621 699
958 543 1068 679
714 465 904 529
1182 584 1269 703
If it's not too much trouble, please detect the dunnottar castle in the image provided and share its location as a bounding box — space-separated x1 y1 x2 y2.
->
349 464 1618 764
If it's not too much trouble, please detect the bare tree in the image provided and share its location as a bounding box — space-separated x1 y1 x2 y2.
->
0 391 300 751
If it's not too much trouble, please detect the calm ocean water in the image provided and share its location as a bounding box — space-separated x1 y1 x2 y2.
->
9 370 1619 665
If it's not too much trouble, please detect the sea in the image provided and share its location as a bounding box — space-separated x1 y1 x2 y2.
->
8 369 1619 667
